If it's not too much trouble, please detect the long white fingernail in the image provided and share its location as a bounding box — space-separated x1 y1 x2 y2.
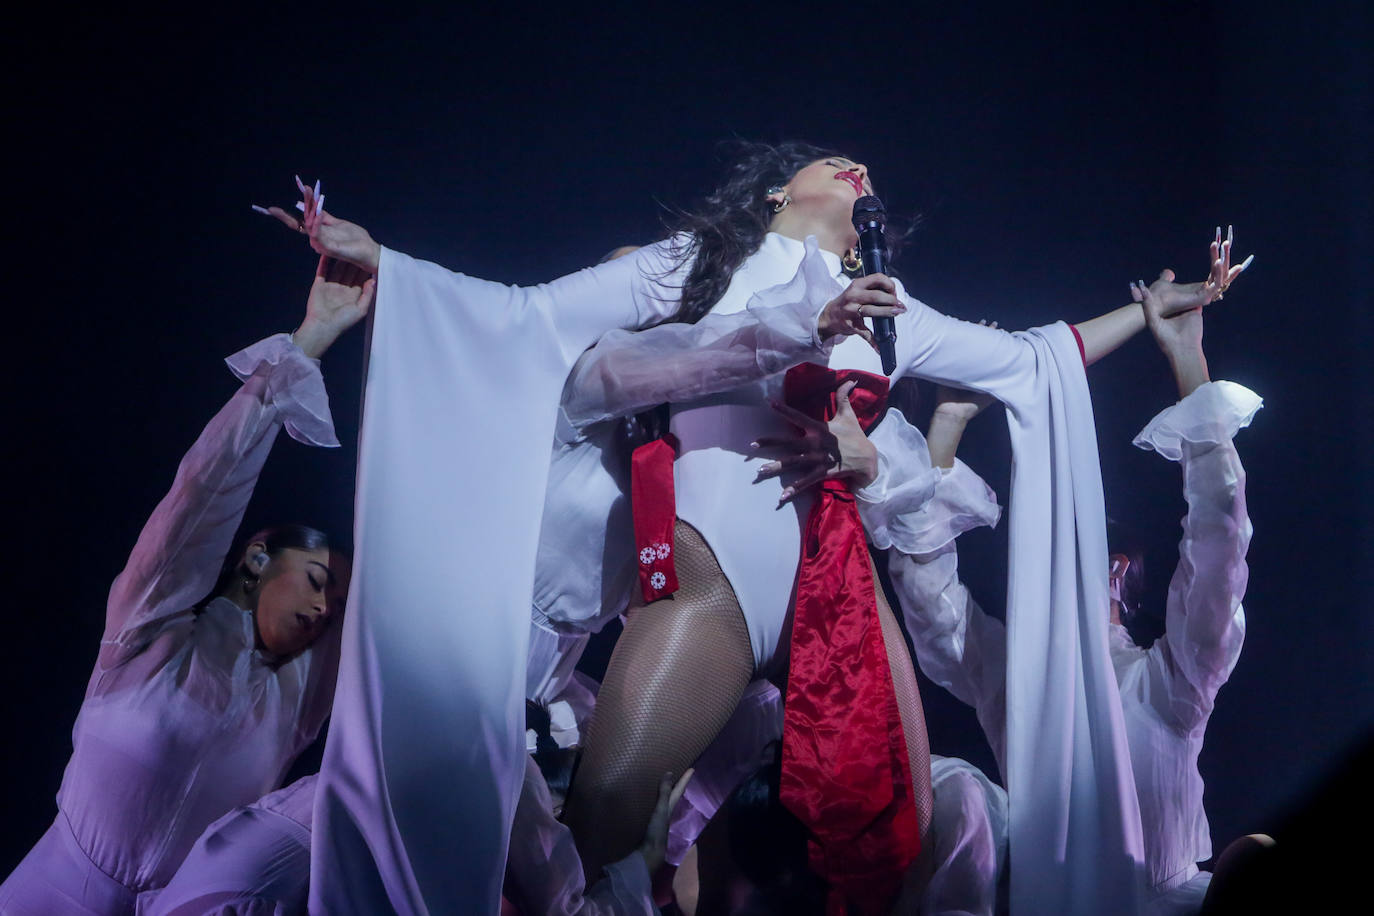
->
316 193 324 215
295 201 306 212
1239 254 1254 269
295 175 307 192
251 204 269 215
313 179 321 198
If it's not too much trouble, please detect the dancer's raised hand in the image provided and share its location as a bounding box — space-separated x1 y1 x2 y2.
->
254 177 382 273
1132 277 1205 358
637 769 693 876
1131 277 1211 397
292 255 377 359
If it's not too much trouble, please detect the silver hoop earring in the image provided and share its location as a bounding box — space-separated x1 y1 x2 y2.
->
767 185 791 213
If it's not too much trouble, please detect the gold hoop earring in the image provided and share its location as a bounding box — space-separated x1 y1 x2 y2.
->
842 249 862 273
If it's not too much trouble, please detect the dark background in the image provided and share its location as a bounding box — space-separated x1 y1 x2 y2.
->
3 0 1370 878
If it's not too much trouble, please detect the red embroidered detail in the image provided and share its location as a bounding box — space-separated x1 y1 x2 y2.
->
630 434 680 603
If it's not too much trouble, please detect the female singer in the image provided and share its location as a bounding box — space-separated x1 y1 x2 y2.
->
277 144 1244 912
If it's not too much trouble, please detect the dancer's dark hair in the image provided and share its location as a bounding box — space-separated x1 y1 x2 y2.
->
527 700 579 800
663 140 845 325
725 750 828 915
198 523 333 610
1106 517 1150 634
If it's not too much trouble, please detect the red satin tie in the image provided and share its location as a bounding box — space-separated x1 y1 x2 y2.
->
778 363 921 916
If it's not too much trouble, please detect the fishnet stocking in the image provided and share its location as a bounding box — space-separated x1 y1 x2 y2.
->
564 520 755 881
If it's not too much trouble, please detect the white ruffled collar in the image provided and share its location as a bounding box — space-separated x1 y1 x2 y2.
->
764 231 845 278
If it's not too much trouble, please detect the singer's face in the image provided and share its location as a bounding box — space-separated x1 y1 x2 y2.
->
782 157 873 234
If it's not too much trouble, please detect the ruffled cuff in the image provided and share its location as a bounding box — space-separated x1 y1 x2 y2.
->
600 851 656 913
743 234 841 369
860 432 1001 555
225 333 340 447
907 460 1002 555
1132 380 1262 462
855 409 943 551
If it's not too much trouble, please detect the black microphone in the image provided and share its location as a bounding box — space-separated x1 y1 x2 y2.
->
852 195 897 375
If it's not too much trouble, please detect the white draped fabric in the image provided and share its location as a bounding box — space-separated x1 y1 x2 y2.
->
309 244 681 915
1000 324 1146 914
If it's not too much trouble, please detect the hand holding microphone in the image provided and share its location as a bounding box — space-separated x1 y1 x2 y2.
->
852 195 898 374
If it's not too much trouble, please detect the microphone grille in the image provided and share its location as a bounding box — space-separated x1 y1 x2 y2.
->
852 195 886 228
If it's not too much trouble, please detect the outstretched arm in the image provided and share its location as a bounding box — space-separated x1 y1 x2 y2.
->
257 178 703 358
1131 282 1256 734
1075 226 1252 367
99 262 370 664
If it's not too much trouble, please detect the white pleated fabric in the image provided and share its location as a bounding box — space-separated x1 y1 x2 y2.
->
1000 324 1145 914
309 243 682 915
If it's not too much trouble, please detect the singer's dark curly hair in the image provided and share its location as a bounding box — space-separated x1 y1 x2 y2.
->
660 140 911 325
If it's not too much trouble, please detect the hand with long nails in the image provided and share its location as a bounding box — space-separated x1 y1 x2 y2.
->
752 379 878 507
1132 225 1254 319
252 176 381 274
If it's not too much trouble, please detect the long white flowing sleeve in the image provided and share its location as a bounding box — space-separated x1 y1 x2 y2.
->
998 323 1146 915
310 243 686 915
1133 381 1258 733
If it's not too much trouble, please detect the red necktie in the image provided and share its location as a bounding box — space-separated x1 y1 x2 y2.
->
778 363 921 916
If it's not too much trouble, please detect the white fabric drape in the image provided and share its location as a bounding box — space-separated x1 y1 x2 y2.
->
1001 323 1145 914
309 244 680 915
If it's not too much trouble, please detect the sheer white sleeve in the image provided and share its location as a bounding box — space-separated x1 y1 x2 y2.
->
559 235 839 430
504 758 656 915
100 334 338 664
861 424 1008 769
889 544 1009 777
1135 381 1259 734
855 410 1000 554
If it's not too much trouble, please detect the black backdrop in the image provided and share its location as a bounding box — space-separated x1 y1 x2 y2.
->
4 1 1370 879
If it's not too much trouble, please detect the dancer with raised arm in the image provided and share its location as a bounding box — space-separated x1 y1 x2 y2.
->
881 266 1258 914
0 257 370 915
265 154 1245 915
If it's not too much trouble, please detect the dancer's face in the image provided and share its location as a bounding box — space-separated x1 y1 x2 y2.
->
252 546 350 656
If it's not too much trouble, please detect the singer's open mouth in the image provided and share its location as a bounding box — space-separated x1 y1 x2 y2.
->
835 172 864 197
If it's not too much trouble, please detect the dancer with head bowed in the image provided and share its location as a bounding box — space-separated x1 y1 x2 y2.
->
0 257 371 915
266 149 1245 914
875 258 1258 914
